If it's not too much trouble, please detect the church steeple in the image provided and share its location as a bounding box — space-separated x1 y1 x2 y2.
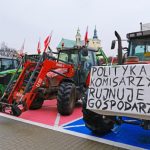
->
93 26 98 39
76 27 81 46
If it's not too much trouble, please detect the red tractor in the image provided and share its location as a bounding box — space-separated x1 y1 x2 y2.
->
83 30 150 135
0 47 98 116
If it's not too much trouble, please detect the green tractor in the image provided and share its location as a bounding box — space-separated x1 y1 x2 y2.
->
0 56 20 97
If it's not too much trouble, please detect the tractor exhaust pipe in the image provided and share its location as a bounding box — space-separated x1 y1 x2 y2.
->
115 31 123 65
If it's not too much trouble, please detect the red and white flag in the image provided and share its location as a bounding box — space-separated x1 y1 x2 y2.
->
37 38 41 54
19 40 25 57
84 26 88 46
44 31 53 52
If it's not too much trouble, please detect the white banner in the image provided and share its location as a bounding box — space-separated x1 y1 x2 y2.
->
87 64 150 119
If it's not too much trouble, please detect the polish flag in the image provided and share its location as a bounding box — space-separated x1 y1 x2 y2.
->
37 39 41 54
84 26 88 46
19 40 25 57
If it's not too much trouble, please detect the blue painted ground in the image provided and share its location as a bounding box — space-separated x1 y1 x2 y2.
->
63 118 150 149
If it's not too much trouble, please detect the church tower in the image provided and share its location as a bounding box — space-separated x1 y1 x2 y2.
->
75 28 81 46
93 26 98 39
88 26 101 50
92 26 101 49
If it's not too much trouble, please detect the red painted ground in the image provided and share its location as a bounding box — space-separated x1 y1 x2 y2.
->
19 99 82 126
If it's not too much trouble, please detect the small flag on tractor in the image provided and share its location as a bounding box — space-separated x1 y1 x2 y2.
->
37 38 41 54
19 40 25 57
44 31 53 52
84 26 88 46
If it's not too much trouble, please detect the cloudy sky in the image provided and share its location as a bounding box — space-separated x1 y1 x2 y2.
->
0 0 150 56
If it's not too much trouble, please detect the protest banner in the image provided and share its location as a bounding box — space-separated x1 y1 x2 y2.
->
87 64 150 119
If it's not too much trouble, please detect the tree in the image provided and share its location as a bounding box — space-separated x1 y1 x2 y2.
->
0 42 18 57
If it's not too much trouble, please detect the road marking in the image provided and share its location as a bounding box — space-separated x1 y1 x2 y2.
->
63 124 85 129
0 113 143 150
54 113 60 127
60 116 83 127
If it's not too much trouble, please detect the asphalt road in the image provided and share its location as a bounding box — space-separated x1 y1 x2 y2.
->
0 116 126 150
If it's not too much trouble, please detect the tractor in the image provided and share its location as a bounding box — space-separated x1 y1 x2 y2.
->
0 46 99 116
0 56 21 97
83 29 150 135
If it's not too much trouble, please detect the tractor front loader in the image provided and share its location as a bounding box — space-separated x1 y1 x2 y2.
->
0 46 99 117
0 52 75 116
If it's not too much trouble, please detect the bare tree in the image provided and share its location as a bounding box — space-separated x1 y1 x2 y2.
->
0 42 18 57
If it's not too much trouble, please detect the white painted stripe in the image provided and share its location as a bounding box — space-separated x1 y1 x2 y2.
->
54 113 60 127
124 119 138 122
60 116 83 127
0 113 145 150
63 124 85 129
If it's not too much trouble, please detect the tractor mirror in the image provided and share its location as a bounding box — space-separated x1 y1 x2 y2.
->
82 49 88 56
111 40 116 49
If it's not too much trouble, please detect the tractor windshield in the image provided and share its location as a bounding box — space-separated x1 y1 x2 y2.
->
80 50 97 69
0 58 18 72
58 50 79 66
129 38 150 61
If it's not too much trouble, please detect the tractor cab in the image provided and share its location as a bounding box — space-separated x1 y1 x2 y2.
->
126 30 150 64
0 56 20 97
0 56 19 72
57 47 98 86
111 30 150 65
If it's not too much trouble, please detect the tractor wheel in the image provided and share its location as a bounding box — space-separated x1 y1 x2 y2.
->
29 96 44 110
57 82 76 115
82 92 115 135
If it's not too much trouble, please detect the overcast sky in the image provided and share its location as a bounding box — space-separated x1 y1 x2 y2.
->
0 0 150 56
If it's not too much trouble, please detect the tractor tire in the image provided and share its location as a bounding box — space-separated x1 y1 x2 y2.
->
82 92 115 135
29 96 44 110
57 82 76 115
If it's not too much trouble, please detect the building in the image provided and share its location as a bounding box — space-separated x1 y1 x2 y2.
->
57 27 101 50
88 26 101 50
